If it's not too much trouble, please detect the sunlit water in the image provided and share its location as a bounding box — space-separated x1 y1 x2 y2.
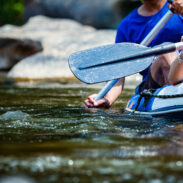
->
0 83 183 183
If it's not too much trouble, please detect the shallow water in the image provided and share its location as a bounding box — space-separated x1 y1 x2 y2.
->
0 83 183 183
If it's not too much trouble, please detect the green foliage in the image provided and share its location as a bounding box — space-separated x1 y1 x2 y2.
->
0 0 24 26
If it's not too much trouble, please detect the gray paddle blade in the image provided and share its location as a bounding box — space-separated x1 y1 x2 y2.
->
69 42 155 84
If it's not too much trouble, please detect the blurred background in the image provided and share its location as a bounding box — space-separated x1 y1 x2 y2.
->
0 0 141 28
0 0 142 83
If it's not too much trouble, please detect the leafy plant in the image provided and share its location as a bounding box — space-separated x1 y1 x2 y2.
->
0 0 24 26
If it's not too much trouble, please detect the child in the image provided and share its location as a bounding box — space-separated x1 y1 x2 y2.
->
84 0 183 108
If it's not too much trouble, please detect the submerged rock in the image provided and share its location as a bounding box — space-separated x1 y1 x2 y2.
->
0 175 35 183
0 37 42 71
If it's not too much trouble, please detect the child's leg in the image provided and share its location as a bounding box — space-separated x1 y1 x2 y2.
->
150 52 178 87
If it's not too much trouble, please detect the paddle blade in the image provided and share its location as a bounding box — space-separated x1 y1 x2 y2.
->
69 42 155 84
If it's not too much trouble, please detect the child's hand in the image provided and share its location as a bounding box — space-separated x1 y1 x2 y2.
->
168 0 183 16
84 94 110 108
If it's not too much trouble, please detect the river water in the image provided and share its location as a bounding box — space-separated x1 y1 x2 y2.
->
0 82 183 183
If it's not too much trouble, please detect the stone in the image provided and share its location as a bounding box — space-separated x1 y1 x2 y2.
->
0 16 115 81
0 38 42 71
0 16 141 86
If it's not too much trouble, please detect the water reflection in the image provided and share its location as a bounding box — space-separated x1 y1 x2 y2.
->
0 84 183 183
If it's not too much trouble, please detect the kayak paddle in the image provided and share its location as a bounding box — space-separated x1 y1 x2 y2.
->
68 0 174 101
93 1 174 101
69 42 183 84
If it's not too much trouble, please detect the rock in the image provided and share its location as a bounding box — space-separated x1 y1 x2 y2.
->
0 16 141 86
0 38 42 71
0 16 116 81
24 0 141 29
0 175 35 183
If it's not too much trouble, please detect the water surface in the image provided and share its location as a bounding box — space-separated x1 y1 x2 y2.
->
0 83 183 183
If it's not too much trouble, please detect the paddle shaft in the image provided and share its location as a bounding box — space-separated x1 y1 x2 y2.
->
81 42 183 69
95 10 174 102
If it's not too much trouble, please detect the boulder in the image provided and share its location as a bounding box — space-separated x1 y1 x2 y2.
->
0 16 141 85
0 16 115 81
0 38 42 71
24 0 141 29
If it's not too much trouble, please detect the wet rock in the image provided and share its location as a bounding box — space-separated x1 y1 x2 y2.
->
0 175 35 183
0 38 42 71
24 0 141 29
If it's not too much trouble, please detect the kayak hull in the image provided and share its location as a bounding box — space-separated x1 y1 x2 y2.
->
125 83 183 119
125 107 183 119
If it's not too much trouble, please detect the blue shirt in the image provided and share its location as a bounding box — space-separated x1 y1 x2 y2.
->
115 1 183 79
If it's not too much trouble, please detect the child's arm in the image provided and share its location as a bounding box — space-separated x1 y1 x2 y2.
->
168 51 183 85
84 78 124 108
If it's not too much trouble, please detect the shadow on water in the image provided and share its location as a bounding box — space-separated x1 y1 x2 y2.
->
0 83 183 183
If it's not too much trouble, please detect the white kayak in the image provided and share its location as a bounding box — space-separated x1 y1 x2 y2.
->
125 83 183 119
